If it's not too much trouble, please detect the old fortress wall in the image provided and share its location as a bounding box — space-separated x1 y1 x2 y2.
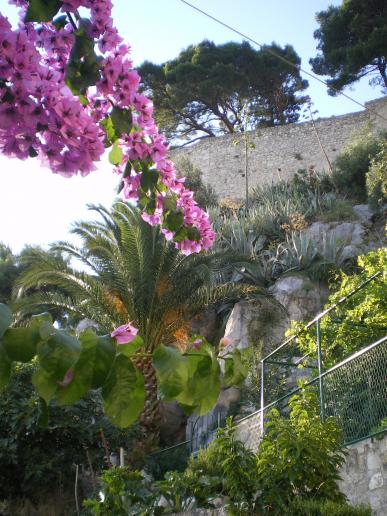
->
170 97 387 200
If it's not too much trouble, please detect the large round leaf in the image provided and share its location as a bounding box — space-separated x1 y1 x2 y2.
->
32 368 58 404
0 304 12 338
56 330 116 405
153 345 189 399
2 327 40 362
38 330 80 380
102 354 145 428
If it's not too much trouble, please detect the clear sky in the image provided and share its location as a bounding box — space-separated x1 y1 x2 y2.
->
0 0 385 253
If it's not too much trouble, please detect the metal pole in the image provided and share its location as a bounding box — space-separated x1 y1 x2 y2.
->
260 359 265 435
316 320 325 420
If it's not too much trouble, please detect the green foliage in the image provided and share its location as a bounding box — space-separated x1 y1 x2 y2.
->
333 131 385 200
174 157 218 209
319 199 356 223
83 467 159 516
257 389 346 510
24 0 61 23
180 418 260 513
285 498 371 516
288 248 387 364
0 362 138 501
366 140 387 208
310 0 387 93
138 40 308 142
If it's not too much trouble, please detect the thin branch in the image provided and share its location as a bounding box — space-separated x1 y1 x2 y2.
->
66 12 78 31
171 135 212 149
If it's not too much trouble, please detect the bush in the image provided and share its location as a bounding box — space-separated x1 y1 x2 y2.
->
0 363 139 502
257 388 346 510
288 248 387 364
333 130 385 201
319 199 356 222
83 467 158 515
366 140 387 209
183 418 260 513
285 498 371 516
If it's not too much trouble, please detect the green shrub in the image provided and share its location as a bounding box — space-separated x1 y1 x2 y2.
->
182 418 260 513
83 467 158 515
288 248 387 364
257 388 346 510
366 140 387 209
333 130 385 201
285 498 371 516
0 363 139 501
319 199 356 222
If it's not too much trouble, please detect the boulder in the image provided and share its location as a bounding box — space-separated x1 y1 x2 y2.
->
352 204 374 226
221 298 287 354
269 274 328 322
303 221 366 247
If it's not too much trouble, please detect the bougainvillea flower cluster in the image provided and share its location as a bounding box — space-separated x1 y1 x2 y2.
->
0 0 215 254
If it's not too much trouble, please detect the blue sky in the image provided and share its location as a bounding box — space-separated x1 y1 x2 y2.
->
0 0 385 252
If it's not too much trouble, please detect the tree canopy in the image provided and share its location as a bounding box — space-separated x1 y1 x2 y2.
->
310 0 387 94
138 40 309 144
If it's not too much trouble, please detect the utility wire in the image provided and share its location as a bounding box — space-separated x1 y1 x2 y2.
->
178 0 387 123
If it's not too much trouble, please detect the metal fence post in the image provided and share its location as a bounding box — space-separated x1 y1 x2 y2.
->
260 359 265 435
316 319 325 421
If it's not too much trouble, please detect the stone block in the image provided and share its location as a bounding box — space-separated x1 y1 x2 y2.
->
369 472 384 491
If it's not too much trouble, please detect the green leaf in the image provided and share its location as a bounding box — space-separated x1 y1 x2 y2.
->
100 116 117 146
32 368 57 404
223 349 248 387
24 0 62 22
153 345 190 399
140 168 159 192
56 330 116 405
65 28 101 94
111 106 133 136
2 327 40 362
186 226 201 242
102 354 145 428
0 342 11 389
165 210 184 232
176 345 221 415
38 331 80 380
172 227 188 243
0 304 12 338
163 196 177 213
119 335 144 358
30 312 55 340
109 140 123 166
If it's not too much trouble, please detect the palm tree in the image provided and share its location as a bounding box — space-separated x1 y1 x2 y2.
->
14 202 263 436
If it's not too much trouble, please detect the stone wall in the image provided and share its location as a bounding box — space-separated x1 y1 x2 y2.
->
171 97 387 200
339 434 387 516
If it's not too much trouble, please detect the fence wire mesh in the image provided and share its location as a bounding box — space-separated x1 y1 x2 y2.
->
323 338 387 444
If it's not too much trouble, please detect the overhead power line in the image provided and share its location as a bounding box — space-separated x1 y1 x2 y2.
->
178 0 387 124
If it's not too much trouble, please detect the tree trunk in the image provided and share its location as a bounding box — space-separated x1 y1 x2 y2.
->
133 355 161 443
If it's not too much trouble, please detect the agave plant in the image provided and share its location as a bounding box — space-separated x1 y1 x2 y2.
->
14 202 264 436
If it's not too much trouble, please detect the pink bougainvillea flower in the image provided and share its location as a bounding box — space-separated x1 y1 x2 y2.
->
111 322 138 344
57 368 74 387
191 338 203 350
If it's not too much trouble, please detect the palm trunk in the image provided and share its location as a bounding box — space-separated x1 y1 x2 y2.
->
133 355 161 443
